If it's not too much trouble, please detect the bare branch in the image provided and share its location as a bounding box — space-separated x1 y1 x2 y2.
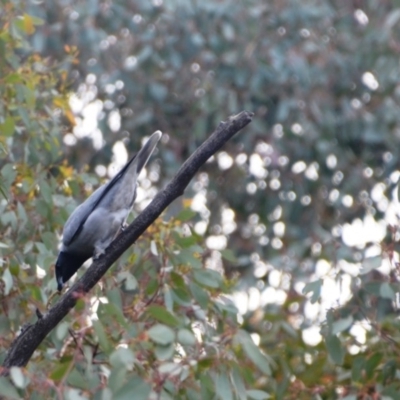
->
1 111 254 371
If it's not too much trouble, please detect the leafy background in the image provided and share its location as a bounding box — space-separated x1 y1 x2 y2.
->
1 0 400 399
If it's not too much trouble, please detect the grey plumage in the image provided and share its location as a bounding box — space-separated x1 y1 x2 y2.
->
55 131 162 291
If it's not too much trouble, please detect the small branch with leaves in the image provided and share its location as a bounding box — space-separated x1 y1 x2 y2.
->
1 111 254 372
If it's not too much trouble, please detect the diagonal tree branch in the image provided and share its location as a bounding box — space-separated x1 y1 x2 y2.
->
1 111 254 371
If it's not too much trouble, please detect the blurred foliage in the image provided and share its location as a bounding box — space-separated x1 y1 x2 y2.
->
0 0 73 318
2 0 400 399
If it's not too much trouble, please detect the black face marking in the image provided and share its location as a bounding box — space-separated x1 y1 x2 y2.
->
55 251 91 291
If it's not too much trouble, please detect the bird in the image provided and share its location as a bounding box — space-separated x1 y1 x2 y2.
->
55 131 162 291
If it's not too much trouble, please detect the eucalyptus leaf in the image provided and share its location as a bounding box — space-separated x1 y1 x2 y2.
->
326 335 344 365
148 324 175 345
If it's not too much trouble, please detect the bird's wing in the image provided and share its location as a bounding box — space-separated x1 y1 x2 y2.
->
62 131 162 247
62 184 108 246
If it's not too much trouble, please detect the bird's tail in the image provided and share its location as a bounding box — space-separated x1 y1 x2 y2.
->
115 130 162 191
135 130 162 174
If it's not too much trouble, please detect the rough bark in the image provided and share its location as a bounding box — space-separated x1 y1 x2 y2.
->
1 111 253 371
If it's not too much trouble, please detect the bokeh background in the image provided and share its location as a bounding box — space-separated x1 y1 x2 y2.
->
1 0 400 399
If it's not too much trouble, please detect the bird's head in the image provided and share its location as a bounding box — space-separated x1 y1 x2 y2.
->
55 251 90 291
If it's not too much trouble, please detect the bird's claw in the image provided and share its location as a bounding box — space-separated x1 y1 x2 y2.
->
93 247 106 260
46 290 61 309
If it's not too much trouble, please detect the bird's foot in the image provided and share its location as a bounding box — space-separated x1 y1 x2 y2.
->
93 246 106 260
46 290 61 309
111 223 128 241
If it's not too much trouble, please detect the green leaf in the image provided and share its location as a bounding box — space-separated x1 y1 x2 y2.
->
351 356 364 382
177 329 196 346
164 285 174 310
246 390 271 400
56 321 70 340
173 232 198 248
98 303 128 328
231 366 247 400
360 255 382 275
148 324 175 345
0 181 7 200
380 282 396 300
114 377 151 400
193 269 222 288
174 249 202 269
108 367 127 394
215 297 238 316
200 373 215 399
171 287 192 306
2 268 13 295
1 116 15 137
24 85 35 108
123 272 138 291
18 108 30 127
1 163 17 186
17 202 27 225
198 358 214 370
236 331 271 375
280 321 298 338
107 288 123 310
175 208 197 222
0 376 21 399
332 316 353 335
170 271 186 288
189 282 209 308
154 344 175 361
2 211 17 229
214 372 233 400
110 348 135 370
92 319 111 353
38 178 52 203
4 72 23 84
365 352 383 379
303 279 322 303
158 362 182 376
220 249 237 263
326 334 344 365
35 242 49 255
147 305 180 327
144 277 159 296
364 282 381 296
382 359 396 384
23 241 33 254
67 368 89 390
50 358 73 381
